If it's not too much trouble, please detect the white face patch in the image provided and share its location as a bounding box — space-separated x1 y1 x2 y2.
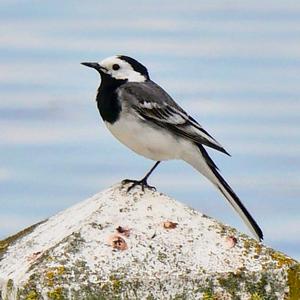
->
99 56 146 82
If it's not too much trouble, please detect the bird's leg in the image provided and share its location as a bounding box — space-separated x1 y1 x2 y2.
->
122 161 161 192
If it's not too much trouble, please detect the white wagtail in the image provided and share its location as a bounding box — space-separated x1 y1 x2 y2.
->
82 55 263 241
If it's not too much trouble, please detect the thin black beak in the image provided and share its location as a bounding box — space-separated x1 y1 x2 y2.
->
81 62 100 69
81 62 107 72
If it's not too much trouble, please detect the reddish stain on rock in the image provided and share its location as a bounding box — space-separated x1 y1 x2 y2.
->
116 226 131 237
163 221 178 229
107 234 128 250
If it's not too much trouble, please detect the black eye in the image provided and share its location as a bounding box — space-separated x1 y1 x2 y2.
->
112 64 120 70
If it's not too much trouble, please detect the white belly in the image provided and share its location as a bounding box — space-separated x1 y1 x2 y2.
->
105 115 186 161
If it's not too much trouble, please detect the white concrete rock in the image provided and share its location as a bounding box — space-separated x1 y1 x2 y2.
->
0 183 299 299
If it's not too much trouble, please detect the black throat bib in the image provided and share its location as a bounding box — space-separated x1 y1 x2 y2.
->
96 74 126 124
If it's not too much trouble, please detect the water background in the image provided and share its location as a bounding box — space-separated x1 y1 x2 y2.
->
0 1 300 260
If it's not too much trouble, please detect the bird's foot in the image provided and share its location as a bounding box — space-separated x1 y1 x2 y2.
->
122 178 156 193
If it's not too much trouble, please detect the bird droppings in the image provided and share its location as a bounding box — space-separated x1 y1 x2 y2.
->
0 182 299 299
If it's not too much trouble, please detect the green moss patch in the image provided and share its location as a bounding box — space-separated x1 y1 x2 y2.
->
288 263 300 300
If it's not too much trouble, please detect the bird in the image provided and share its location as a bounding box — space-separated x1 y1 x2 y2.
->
81 55 263 241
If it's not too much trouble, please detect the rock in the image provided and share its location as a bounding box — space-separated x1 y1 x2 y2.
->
0 183 299 299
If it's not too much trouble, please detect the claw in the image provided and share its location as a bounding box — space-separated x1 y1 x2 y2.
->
122 179 156 192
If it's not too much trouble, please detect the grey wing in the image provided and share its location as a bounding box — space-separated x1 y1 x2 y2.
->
120 81 230 155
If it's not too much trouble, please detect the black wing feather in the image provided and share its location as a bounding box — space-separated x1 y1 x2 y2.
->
120 81 229 155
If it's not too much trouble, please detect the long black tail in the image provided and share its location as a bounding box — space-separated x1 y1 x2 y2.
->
184 145 263 241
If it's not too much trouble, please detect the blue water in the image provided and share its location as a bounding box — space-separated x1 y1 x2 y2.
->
0 1 299 260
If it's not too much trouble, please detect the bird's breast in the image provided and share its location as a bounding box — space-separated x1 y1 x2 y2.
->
105 113 186 161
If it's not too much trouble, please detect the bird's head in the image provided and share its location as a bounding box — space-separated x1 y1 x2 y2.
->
81 55 150 83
